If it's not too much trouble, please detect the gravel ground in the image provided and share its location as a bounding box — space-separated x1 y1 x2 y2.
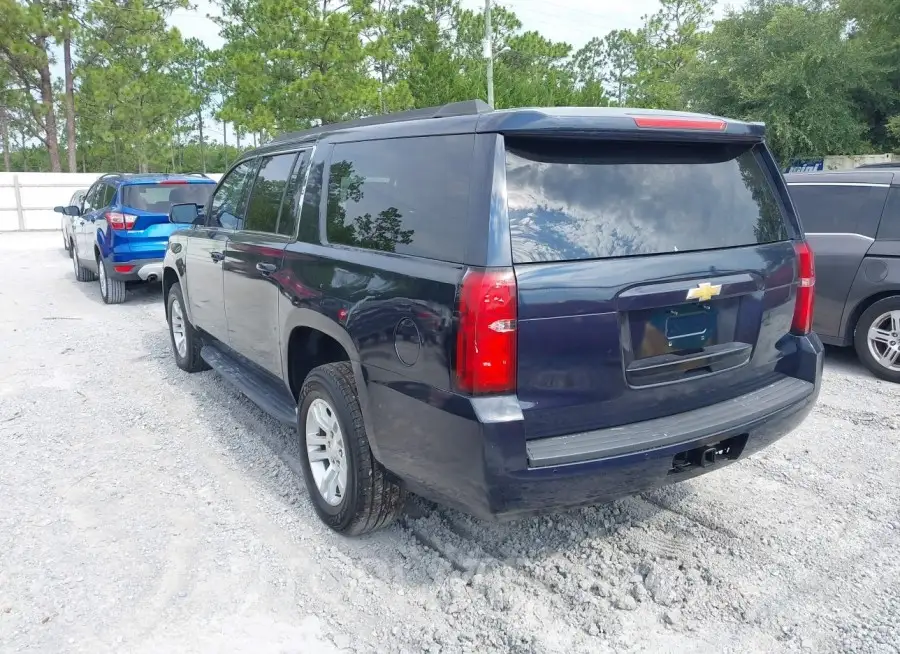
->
1 231 899 654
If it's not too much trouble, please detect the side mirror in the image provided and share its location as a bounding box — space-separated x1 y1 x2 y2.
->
54 205 65 214
56 205 81 216
169 203 200 225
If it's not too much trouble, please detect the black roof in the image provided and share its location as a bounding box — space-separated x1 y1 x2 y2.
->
246 99 768 160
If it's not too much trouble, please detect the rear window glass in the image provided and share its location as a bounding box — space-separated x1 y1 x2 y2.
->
123 183 214 213
505 139 789 264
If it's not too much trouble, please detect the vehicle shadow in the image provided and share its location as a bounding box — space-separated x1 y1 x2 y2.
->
71 278 163 307
139 325 880 584
822 344 871 380
141 326 676 576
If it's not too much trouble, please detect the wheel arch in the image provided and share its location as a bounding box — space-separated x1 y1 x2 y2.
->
281 308 381 459
840 257 900 343
844 291 900 343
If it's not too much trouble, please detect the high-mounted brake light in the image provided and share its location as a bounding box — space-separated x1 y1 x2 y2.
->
455 268 518 395
160 180 188 185
106 211 137 230
633 116 728 131
791 241 815 335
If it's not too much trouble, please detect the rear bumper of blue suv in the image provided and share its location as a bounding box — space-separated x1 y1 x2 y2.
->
100 227 182 282
367 333 823 520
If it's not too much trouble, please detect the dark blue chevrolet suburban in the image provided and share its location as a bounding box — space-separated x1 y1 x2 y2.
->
162 101 822 535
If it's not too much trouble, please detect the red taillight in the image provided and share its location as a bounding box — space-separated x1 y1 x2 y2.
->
792 241 815 335
107 211 137 230
114 265 134 274
632 115 727 131
455 268 518 395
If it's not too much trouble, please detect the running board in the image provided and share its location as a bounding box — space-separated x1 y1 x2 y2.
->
200 343 298 427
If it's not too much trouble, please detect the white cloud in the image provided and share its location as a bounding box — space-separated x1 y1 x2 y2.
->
169 0 224 49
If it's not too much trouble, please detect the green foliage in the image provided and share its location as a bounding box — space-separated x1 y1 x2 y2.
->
631 0 716 109
682 1 870 162
842 0 900 149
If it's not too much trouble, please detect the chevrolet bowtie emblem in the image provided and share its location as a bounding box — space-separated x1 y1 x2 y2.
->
686 282 722 302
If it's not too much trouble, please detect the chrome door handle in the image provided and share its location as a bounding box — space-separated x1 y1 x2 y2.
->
210 251 225 263
256 262 277 275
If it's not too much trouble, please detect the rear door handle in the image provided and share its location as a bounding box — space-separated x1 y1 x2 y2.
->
256 262 277 275
210 251 225 263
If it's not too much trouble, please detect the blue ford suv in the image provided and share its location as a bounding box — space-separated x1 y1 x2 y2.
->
162 101 822 535
57 173 216 304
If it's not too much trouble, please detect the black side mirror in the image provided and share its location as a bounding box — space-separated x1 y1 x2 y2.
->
169 203 200 225
55 205 81 216
54 205 65 214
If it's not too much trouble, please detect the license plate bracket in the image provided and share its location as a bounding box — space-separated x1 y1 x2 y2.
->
650 305 717 352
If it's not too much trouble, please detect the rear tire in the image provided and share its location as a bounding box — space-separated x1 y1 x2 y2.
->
166 282 209 373
298 362 404 535
854 296 900 383
72 246 97 282
98 257 126 304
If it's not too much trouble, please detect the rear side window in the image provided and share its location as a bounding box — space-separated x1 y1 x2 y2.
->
877 188 900 240
789 183 888 237
243 153 298 234
123 183 214 214
325 135 473 261
505 139 789 264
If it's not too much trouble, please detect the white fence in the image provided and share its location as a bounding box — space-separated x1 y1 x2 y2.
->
0 172 222 232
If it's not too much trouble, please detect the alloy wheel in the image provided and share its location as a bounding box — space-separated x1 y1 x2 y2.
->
305 398 348 507
866 310 900 372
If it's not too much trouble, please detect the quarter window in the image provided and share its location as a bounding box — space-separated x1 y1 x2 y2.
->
325 135 473 261
789 184 889 237
876 188 900 240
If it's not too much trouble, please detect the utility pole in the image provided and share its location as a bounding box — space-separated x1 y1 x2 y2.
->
484 0 494 107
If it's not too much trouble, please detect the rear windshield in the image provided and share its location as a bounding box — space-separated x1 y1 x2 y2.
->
505 139 789 264
122 183 214 213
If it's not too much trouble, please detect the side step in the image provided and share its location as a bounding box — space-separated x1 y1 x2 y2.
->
200 343 297 427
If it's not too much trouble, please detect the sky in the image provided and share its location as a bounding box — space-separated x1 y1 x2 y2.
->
169 0 733 52
58 0 741 144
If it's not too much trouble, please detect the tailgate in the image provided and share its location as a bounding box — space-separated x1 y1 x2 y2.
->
504 136 800 439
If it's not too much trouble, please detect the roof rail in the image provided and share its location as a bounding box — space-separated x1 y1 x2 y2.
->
97 173 121 180
268 99 493 145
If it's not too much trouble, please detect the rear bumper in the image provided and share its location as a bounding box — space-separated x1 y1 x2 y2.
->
369 333 823 521
103 257 163 282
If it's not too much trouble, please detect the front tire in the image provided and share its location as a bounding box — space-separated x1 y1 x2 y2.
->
166 282 209 373
298 362 404 535
98 257 126 304
72 246 97 282
854 296 900 383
